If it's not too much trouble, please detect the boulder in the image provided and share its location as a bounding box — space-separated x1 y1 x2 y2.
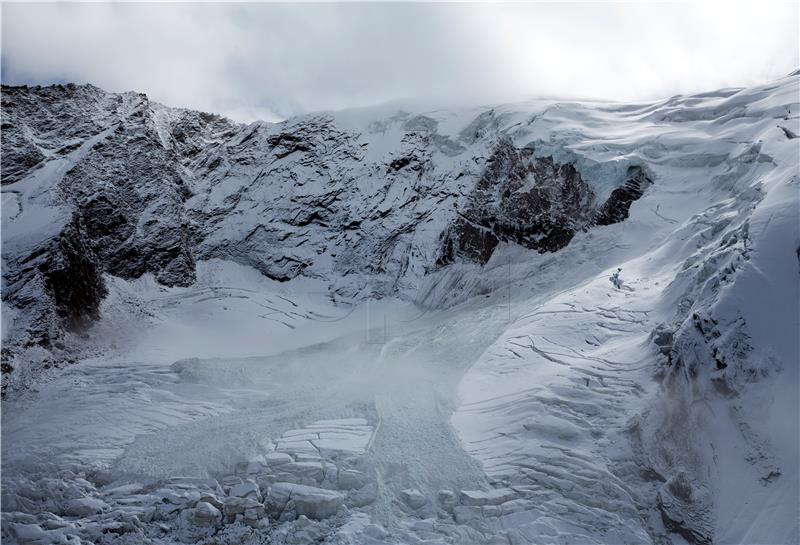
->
400 488 427 510
229 480 260 500
187 501 222 527
283 461 324 483
268 482 343 520
197 492 224 511
338 469 368 490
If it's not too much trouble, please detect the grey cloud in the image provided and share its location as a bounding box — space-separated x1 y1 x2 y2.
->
2 2 797 122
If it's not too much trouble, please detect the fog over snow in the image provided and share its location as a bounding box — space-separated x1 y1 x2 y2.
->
1 2 798 121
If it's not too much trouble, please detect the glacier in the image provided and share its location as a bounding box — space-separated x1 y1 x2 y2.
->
1 73 798 545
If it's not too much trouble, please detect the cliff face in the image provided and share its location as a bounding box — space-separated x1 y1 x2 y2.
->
0 84 649 368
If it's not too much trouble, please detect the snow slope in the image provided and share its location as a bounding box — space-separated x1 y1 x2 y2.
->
1 73 798 545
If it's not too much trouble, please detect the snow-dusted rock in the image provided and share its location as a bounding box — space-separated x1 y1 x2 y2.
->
337 469 368 490
400 488 427 510
283 461 324 483
267 482 343 520
229 479 260 500
62 496 108 516
186 501 222 527
197 492 224 511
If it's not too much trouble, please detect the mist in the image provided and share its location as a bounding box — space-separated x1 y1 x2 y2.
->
2 2 797 121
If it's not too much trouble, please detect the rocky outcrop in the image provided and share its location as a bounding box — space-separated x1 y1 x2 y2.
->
437 142 651 266
60 116 197 287
594 165 652 226
1 84 650 385
3 215 106 346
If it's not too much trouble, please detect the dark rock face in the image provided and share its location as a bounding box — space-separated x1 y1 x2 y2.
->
438 142 650 266
594 166 651 226
38 216 108 331
60 122 197 287
1 84 114 186
3 216 107 356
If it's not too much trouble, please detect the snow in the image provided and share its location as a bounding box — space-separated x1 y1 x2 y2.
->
2 73 798 544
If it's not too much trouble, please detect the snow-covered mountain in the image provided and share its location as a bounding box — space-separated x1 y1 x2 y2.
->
1 74 798 545
1 83 655 383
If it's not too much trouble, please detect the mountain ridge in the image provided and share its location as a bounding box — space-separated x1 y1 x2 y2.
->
1 81 651 384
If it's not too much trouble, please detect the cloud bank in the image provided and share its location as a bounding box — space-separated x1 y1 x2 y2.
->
2 2 797 122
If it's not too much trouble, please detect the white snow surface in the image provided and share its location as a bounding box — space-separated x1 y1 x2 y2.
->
2 74 799 545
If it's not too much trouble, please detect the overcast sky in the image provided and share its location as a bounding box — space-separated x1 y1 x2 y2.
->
2 2 798 122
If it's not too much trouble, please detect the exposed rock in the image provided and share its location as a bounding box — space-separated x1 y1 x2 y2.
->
594 166 652 225
437 144 650 266
197 493 224 511
657 472 714 545
337 469 368 490
187 501 222 527
229 480 260 500
283 461 324 483
267 482 343 520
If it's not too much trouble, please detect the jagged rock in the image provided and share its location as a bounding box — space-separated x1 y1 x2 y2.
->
594 166 652 226
437 145 650 266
